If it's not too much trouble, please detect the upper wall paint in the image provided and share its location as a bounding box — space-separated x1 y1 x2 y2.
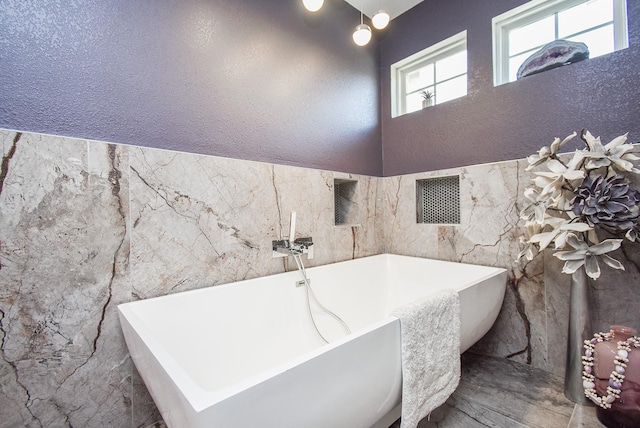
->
0 0 382 176
380 0 640 176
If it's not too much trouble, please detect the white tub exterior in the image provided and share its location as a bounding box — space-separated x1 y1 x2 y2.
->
118 254 507 428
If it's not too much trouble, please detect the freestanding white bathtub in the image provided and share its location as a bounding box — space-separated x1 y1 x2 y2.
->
118 254 507 428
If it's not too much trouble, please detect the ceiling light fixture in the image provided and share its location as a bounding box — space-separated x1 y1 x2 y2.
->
352 11 372 46
302 0 324 12
371 10 390 30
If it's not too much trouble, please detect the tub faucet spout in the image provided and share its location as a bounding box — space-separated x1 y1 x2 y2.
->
272 211 313 258
272 237 313 258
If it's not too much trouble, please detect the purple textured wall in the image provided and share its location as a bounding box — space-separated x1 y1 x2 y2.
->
380 0 640 176
0 0 382 176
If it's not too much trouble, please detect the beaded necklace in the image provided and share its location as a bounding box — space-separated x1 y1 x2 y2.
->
582 331 640 409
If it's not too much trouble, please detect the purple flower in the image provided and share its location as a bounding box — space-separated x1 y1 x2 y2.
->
572 174 640 234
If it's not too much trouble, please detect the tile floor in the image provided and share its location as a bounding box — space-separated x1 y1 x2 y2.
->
394 352 605 428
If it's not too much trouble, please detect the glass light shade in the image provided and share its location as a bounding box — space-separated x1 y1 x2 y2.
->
372 10 390 29
353 24 372 46
302 0 323 12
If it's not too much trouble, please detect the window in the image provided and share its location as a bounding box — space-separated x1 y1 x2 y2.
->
391 31 467 118
493 0 628 86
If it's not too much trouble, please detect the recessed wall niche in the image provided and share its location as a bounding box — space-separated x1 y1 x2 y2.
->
334 179 359 225
416 175 460 224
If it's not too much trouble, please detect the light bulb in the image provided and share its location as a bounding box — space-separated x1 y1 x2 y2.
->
372 10 390 29
302 0 324 12
353 23 372 46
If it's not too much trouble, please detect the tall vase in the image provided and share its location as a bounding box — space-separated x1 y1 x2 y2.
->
564 265 593 404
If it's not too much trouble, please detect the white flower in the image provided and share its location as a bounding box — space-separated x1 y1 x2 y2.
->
553 233 624 279
517 236 536 261
526 132 577 170
517 221 544 261
528 218 591 252
520 188 547 223
581 130 640 173
532 155 585 199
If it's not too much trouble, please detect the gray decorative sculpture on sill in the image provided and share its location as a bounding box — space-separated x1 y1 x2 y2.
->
517 40 590 80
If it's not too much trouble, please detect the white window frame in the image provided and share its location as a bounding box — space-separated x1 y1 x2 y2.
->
391 30 467 118
492 0 629 86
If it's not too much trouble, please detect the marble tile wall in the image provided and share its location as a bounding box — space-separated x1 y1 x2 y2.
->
381 160 640 375
1 128 639 427
0 129 382 427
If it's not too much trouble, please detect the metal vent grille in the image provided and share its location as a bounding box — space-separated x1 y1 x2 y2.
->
416 176 460 224
334 182 344 224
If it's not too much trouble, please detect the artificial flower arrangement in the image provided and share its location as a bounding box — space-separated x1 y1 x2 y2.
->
518 130 640 279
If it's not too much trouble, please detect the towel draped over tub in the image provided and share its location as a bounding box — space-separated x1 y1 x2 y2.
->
391 289 461 428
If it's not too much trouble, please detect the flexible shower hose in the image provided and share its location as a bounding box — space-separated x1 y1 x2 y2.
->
292 254 351 343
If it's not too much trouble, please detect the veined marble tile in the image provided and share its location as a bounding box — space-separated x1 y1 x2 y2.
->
322 172 384 263
381 160 550 369
381 174 439 259
129 147 383 300
0 131 131 427
129 146 279 299
382 161 522 265
500 158 549 369
0 129 385 427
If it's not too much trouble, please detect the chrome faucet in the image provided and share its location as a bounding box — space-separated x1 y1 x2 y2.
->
272 237 313 256
272 212 313 258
